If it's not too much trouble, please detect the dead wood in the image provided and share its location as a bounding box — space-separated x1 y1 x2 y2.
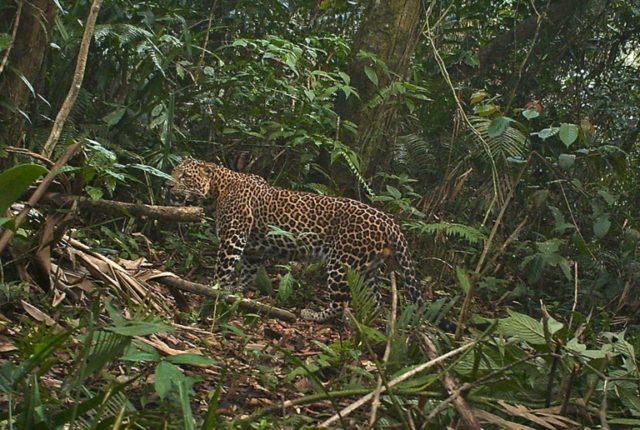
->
43 193 205 223
421 334 481 430
149 272 297 322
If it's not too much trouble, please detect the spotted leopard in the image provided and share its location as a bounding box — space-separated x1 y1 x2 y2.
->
168 157 423 321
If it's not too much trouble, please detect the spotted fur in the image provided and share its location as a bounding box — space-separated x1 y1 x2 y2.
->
168 157 423 321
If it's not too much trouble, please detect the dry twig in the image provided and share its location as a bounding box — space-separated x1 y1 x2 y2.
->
421 333 481 429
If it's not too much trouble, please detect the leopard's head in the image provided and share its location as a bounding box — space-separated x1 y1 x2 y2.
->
167 157 215 205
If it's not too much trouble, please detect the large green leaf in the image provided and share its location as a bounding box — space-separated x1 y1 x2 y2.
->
593 214 611 238
487 116 513 138
167 353 217 367
0 164 48 214
559 123 579 147
497 310 546 345
106 320 174 337
155 361 182 400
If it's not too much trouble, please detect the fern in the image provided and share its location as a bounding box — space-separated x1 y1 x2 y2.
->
405 221 486 244
397 132 436 174
347 270 379 325
468 116 528 163
94 24 153 47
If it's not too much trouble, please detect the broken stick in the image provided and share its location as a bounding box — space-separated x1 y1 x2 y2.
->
43 193 205 223
421 333 481 429
150 273 297 322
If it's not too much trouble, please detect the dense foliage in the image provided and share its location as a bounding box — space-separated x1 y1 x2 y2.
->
0 0 639 428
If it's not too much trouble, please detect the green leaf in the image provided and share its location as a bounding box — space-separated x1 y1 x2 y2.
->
533 127 559 140
167 353 217 367
474 104 499 117
385 185 402 200
618 387 640 416
0 33 12 51
597 190 616 205
106 320 174 337
455 267 471 294
277 272 295 303
593 214 611 238
0 164 48 214
0 217 15 230
121 348 160 363
565 338 586 354
103 107 127 127
338 71 350 84
304 89 315 101
522 109 540 120
85 186 103 201
608 418 640 426
470 90 488 105
178 379 195 430
364 66 378 87
546 315 564 335
497 311 546 345
487 116 512 137
558 153 576 170
559 123 579 147
128 163 175 181
155 361 181 400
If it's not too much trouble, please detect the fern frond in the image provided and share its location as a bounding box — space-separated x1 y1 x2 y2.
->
347 270 379 325
397 132 436 174
404 221 486 244
94 24 153 47
468 116 528 163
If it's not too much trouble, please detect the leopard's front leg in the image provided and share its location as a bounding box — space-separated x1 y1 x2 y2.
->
214 208 253 292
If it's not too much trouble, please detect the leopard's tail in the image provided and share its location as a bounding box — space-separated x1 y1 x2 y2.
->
390 229 423 306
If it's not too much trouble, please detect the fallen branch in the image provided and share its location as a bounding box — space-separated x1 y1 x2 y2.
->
149 272 297 322
43 193 205 223
421 333 481 430
244 388 442 422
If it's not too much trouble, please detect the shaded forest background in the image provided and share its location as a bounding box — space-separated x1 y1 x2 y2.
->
0 0 639 428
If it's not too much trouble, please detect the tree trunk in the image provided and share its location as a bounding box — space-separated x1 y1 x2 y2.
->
0 0 57 156
337 0 423 182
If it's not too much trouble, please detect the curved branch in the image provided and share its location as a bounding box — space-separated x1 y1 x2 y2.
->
41 0 103 157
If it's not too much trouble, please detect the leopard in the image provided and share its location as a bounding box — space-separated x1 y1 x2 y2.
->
167 157 424 321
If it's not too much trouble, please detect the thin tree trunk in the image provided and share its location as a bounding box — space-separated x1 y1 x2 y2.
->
0 0 57 156
336 0 423 182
